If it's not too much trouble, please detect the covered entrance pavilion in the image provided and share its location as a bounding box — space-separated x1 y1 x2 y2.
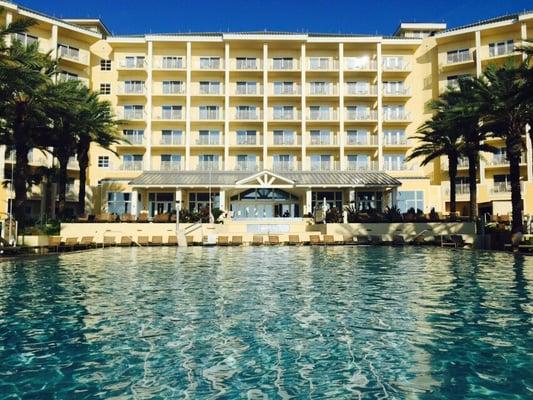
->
126 170 402 219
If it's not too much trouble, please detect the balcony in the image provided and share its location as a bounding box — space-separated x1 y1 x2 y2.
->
310 161 340 171
346 160 378 171
234 136 261 146
118 161 143 171
120 135 145 145
271 84 301 96
158 135 183 146
345 135 378 146
344 60 377 71
116 83 146 96
116 108 145 121
345 110 378 121
487 155 526 166
383 112 410 122
272 161 300 172
383 136 412 146
232 59 261 70
307 84 338 96
270 59 299 71
490 182 523 195
153 109 183 121
446 52 473 65
308 135 338 146
152 82 186 96
58 46 89 65
345 84 377 96
383 163 415 172
235 109 262 120
382 87 411 97
160 161 183 171
271 136 300 146
153 57 185 70
118 58 146 70
307 59 339 71
194 109 224 121
444 184 470 196
194 136 222 146
195 59 224 70
196 161 221 171
382 61 410 72
307 110 338 121
234 84 262 96
441 158 469 170
235 161 262 171
192 83 224 96
271 110 301 121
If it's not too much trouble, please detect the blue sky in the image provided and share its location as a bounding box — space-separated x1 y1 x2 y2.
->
13 0 533 36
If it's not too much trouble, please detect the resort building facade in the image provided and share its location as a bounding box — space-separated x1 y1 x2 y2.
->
1 0 532 220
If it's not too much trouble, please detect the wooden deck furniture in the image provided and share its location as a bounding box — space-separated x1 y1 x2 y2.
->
120 236 133 246
323 235 335 245
230 236 243 246
61 237 79 251
288 235 300 245
47 236 61 252
151 236 163 246
137 236 149 246
252 235 264 245
186 235 194 246
167 236 178 246
217 236 229 246
309 234 322 245
103 236 116 247
268 235 280 245
79 236 95 248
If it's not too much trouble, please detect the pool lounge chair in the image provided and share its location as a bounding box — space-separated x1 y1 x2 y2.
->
61 237 79 251
166 236 178 246
343 235 356 245
47 236 61 252
186 235 194 246
309 234 322 245
217 236 229 246
323 235 335 245
137 236 149 246
252 235 264 246
103 236 116 247
151 236 163 246
288 235 301 245
120 236 133 246
230 236 243 246
268 235 281 245
79 236 95 249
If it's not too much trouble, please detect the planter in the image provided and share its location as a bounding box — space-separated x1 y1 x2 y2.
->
17 235 52 247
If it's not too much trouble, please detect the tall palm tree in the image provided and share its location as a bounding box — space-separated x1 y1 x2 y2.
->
471 61 533 241
407 114 462 215
0 40 56 225
75 88 121 215
0 6 35 56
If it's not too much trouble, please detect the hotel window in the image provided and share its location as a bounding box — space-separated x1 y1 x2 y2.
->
236 57 257 69
382 56 404 70
346 81 370 94
383 81 405 95
236 105 257 119
309 106 331 120
493 174 512 192
99 83 111 95
489 40 514 57
12 32 38 47
310 130 331 145
199 80 220 94
124 105 144 119
58 71 78 82
310 154 332 171
236 130 257 145
236 154 257 170
161 130 182 145
198 130 220 145
312 191 343 211
383 154 405 171
346 130 369 145
273 154 293 170
124 80 144 94
309 81 329 95
273 81 295 95
346 105 371 119
121 154 143 170
163 80 183 94
100 59 111 71
383 129 407 145
188 192 220 212
198 154 219 170
273 105 294 119
273 130 295 145
57 43 79 60
447 49 470 64
97 156 109 168
446 74 471 89
160 154 181 170
347 154 370 170
345 56 370 70
122 129 144 144
199 57 220 69
124 56 145 68
397 191 424 213
162 56 183 69
162 105 182 119
309 57 329 70
199 105 220 119
236 81 257 95
107 192 131 215
355 192 382 212
383 105 405 119
273 57 294 69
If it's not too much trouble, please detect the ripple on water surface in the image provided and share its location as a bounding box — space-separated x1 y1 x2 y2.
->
0 246 531 399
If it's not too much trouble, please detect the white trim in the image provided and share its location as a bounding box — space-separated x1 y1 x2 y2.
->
235 170 295 186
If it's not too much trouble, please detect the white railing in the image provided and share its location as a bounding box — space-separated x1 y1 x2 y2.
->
235 110 262 120
234 84 262 96
487 155 526 166
270 59 299 70
58 46 89 64
383 136 412 146
345 110 378 121
196 161 221 171
233 59 261 70
382 61 410 71
195 58 224 70
272 161 300 171
195 109 224 120
153 57 185 69
346 161 378 171
446 52 472 64
383 163 415 172
307 59 339 70
444 184 470 196
192 82 224 95
271 110 301 121
153 82 186 95
490 182 523 194
160 161 183 171
116 83 146 95
310 161 340 171
121 135 144 145
271 84 301 95
308 135 338 146
119 161 143 171
195 136 222 146
308 84 338 96
344 60 377 70
234 136 261 146
159 135 183 145
441 158 469 170
307 110 338 121
346 135 378 146
271 136 300 146
116 108 145 120
118 58 146 69
235 161 262 171
383 112 410 121
383 87 411 96
345 84 378 96
153 109 183 120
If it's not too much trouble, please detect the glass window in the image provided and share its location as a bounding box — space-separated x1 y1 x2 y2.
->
397 191 424 213
107 192 131 215
188 192 220 211
355 191 383 212
100 59 112 71
99 83 111 95
98 156 109 168
312 191 343 211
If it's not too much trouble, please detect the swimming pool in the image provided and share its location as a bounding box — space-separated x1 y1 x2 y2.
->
0 247 531 398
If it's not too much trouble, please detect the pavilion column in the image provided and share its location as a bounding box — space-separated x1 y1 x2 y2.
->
304 189 312 215
219 189 226 211
390 187 398 209
175 188 183 213
131 189 139 217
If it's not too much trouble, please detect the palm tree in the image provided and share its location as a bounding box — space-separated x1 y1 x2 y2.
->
0 6 35 56
75 88 121 215
471 61 533 240
0 40 56 225
407 114 462 216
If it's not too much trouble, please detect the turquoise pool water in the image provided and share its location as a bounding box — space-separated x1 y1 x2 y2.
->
0 247 531 399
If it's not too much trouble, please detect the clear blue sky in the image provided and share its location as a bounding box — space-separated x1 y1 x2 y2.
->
13 0 533 36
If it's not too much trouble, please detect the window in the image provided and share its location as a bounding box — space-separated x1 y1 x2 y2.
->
309 81 329 95
397 191 424 213
236 130 257 145
162 105 182 119
199 81 220 94
346 81 370 94
188 192 220 212
57 43 79 60
446 74 470 89
273 81 295 95
273 105 294 119
98 156 109 168
382 56 404 70
236 57 257 69
107 192 131 215
312 191 343 211
199 105 220 119
309 106 331 120
383 129 407 145
273 57 294 69
12 32 38 47
162 56 183 69
489 40 514 57
58 71 78 82
447 49 470 64
273 154 294 170
345 56 371 70
121 154 143 171
383 154 405 171
493 174 512 192
100 59 111 71
236 105 257 119
198 154 219 170
124 56 145 68
124 105 144 119
236 154 257 170
160 154 181 170
309 57 330 70
347 130 369 145
124 80 144 94
355 192 382 212
199 57 220 69
236 81 257 95
310 130 331 145
198 130 220 145
99 83 111 95
383 81 405 95
383 105 405 120
310 154 331 171
347 154 370 170
346 105 371 119
161 130 182 145
122 129 144 144
162 80 183 94
273 130 295 145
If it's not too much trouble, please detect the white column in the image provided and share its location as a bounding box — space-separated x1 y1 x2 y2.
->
175 188 183 211
376 42 383 170
522 23 532 182
219 189 226 211
391 187 398 208
475 31 482 78
224 42 230 169
263 43 268 168
301 42 306 171
185 42 192 169
51 25 58 59
5 12 13 47
349 189 356 204
146 41 153 171
339 43 345 170
131 189 139 217
305 189 312 215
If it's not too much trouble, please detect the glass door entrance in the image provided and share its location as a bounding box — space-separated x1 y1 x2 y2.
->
148 192 175 217
230 189 300 219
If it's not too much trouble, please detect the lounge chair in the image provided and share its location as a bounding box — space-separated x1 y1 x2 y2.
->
151 236 163 246
103 236 116 247
323 235 335 245
451 234 466 248
120 236 133 246
217 236 229 246
343 235 356 245
186 235 194 246
252 235 264 245
61 237 79 251
80 236 95 249
137 236 149 246
355 235 371 245
268 235 280 245
230 236 243 246
288 235 300 245
47 236 61 252
392 235 406 246
167 236 178 246
309 234 322 245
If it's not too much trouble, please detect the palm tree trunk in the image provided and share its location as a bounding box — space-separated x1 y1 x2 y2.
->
448 156 458 218
508 150 523 240
13 143 29 226
77 148 89 216
467 153 478 221
56 153 70 219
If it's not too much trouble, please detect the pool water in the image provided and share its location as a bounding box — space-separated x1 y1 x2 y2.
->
0 247 531 399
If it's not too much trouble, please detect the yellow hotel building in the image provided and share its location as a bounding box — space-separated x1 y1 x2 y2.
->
1 0 532 221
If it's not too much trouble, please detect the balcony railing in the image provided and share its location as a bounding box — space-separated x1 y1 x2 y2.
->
121 135 144 145
308 135 337 146
235 161 262 171
160 161 183 171
196 59 224 70
346 161 378 171
58 46 89 64
272 136 300 146
383 136 411 146
159 135 183 145
153 83 186 95
119 161 143 171
271 110 301 121
383 112 410 121
234 85 261 95
308 84 338 95
118 59 146 69
444 184 470 196
383 163 415 172
195 136 222 146
345 110 377 121
117 83 146 95
383 87 411 96
196 161 221 171
346 135 378 146
307 110 338 121
310 161 340 171
235 136 260 146
487 155 526 166
382 61 410 71
442 158 470 170
196 109 223 120
307 59 339 70
116 109 145 120
345 84 378 96
446 52 473 64
272 161 300 171
490 182 523 194
235 110 261 120
272 84 301 95
154 57 185 69
234 59 261 70
153 110 183 120
270 59 299 70
344 60 377 71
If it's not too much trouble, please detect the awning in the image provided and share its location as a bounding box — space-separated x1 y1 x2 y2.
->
128 170 401 189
